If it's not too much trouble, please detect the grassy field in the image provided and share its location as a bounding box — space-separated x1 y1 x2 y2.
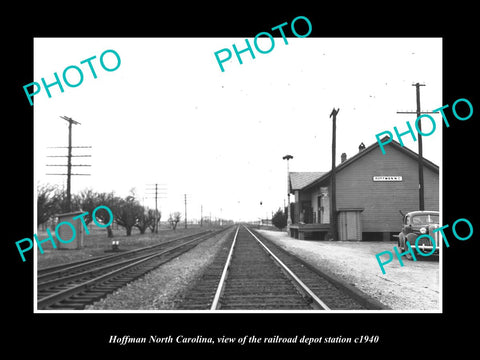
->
36 224 222 270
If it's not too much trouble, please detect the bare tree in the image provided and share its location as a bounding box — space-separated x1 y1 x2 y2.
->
147 209 161 233
37 183 61 227
168 212 181 231
112 195 144 236
72 188 97 225
134 207 152 235
94 192 116 238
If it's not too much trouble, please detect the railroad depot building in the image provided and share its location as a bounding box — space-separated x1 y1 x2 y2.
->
288 138 439 241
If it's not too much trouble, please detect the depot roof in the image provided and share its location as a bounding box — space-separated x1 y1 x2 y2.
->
289 172 326 191
289 136 439 193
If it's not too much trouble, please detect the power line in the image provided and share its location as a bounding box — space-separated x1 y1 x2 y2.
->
396 83 438 211
180 193 193 229
46 164 91 166
45 173 91 176
46 116 91 212
145 183 167 233
282 155 293 228
47 146 92 149
47 155 92 157
184 194 188 229
330 108 339 241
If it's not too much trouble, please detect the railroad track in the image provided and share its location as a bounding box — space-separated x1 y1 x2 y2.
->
38 230 212 281
37 228 229 310
178 225 386 310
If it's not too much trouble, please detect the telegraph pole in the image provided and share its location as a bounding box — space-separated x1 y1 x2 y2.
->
397 83 438 211
145 183 167 233
46 116 91 212
184 194 188 229
282 154 293 229
330 108 339 241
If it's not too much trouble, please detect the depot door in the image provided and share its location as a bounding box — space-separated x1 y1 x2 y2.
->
338 210 362 241
318 194 330 224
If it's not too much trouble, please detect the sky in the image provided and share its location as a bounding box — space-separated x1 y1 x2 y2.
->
34 37 442 222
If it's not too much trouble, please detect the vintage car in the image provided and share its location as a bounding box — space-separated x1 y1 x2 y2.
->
397 210 440 260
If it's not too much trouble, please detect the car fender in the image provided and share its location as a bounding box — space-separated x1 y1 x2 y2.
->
405 232 418 248
397 232 405 248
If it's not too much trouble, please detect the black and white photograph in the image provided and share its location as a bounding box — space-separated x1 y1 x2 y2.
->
32 37 442 313
7 5 478 355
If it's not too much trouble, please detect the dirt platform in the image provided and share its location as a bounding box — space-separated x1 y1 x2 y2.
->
257 229 441 311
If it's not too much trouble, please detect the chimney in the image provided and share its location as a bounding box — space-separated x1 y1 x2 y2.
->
358 142 366 152
341 153 347 163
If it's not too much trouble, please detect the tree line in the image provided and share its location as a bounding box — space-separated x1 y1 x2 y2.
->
37 183 184 237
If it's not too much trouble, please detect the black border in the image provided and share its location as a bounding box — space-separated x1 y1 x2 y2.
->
7 4 478 355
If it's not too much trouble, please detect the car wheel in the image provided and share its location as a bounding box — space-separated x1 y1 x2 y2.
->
405 233 418 261
398 234 405 252
405 241 413 260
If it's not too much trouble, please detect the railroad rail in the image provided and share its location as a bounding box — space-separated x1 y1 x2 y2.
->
38 230 212 281
178 225 387 310
37 228 229 310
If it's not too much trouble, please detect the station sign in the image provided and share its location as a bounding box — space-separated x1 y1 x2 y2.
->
372 176 403 182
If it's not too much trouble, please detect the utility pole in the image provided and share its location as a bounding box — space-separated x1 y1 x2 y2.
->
153 183 159 233
46 116 91 212
145 183 167 233
200 205 203 227
330 108 340 241
397 83 438 211
282 155 293 230
184 194 188 229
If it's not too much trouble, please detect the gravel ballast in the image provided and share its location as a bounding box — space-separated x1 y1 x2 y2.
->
86 227 235 310
257 229 440 311
85 226 439 311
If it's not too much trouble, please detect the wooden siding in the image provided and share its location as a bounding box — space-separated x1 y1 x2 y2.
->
335 147 439 233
